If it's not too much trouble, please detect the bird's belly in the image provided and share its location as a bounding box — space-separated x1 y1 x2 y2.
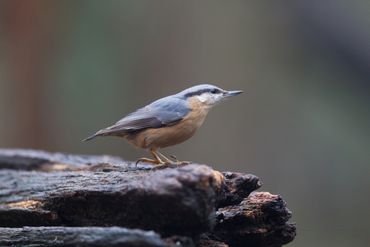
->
126 117 205 149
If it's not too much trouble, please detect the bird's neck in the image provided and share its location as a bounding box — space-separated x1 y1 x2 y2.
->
188 96 212 111
186 97 212 125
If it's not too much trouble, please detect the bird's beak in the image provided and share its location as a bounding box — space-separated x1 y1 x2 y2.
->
225 90 243 97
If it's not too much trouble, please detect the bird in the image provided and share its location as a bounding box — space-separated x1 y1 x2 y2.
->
83 84 243 166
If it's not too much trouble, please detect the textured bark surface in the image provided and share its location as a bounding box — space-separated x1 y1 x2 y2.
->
0 149 129 171
0 227 194 247
0 149 296 247
211 192 296 247
0 165 223 236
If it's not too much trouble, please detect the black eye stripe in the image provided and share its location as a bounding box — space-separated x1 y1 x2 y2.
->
184 88 221 98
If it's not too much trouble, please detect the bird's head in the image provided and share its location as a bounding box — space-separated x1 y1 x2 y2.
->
179 84 243 108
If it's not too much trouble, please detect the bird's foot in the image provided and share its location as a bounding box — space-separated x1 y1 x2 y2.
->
164 155 190 165
160 159 191 167
157 152 188 165
135 157 164 166
138 151 191 169
150 163 175 170
172 160 191 166
150 161 189 169
148 160 191 170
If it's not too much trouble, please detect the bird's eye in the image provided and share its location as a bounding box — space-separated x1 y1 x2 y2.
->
210 89 218 94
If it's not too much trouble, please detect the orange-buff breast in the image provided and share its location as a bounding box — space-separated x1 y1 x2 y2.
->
125 100 209 149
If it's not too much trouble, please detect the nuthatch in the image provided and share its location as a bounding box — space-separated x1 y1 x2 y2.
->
84 84 243 165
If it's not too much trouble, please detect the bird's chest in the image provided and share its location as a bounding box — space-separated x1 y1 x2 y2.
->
133 107 208 149
180 107 209 129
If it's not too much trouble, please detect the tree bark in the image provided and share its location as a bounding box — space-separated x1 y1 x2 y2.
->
0 227 194 247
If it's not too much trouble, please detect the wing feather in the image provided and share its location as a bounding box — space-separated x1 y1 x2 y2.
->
83 96 189 141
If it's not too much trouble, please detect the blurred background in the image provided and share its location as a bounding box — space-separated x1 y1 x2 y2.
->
0 0 369 246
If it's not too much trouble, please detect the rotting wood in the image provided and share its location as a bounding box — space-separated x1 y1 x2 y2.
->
210 192 296 247
0 149 295 247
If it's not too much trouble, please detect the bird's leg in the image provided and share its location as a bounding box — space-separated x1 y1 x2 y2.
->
150 149 166 164
157 151 179 162
150 151 178 170
169 155 179 162
135 149 165 166
150 150 180 170
157 151 189 165
156 151 176 164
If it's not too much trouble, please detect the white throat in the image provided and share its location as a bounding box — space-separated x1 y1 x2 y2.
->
197 94 209 103
196 92 223 106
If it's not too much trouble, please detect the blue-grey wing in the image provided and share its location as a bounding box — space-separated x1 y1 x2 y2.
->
91 96 190 137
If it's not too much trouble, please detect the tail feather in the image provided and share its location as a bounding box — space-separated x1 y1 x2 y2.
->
83 126 130 142
82 133 99 142
82 129 107 142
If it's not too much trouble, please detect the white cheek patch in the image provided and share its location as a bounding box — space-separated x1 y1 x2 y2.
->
215 94 223 101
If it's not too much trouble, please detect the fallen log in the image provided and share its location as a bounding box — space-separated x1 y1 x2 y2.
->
0 149 295 247
0 165 224 236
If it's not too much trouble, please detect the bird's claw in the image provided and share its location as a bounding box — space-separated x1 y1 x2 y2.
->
136 151 190 169
150 163 175 170
135 158 163 166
